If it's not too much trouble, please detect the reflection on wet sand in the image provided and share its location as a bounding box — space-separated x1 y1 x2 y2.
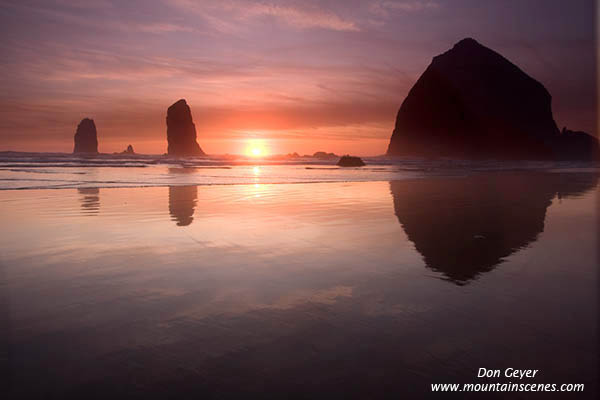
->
1 176 598 399
390 172 599 284
168 167 198 174
168 186 198 226
77 188 100 215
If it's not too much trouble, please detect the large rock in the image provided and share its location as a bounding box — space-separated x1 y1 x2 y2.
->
387 38 599 160
166 99 205 156
73 118 98 153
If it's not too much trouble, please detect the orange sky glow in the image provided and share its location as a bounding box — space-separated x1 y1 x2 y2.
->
0 0 596 156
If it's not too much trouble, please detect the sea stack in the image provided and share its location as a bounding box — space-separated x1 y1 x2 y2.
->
386 38 599 160
337 155 365 167
166 99 205 156
73 118 98 154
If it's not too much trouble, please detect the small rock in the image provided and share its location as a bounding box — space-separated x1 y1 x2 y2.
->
337 155 365 167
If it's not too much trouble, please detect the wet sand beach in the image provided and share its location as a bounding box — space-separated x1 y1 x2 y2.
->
1 170 598 398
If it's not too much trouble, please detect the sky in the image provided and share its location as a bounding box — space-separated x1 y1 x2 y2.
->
0 0 597 156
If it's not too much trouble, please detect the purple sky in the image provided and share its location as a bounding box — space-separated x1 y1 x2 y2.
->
0 0 596 155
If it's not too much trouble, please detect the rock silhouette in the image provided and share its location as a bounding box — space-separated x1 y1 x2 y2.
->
554 127 600 160
390 172 599 284
387 38 599 160
73 118 98 154
168 185 198 226
337 155 365 167
123 144 134 154
312 151 338 160
167 99 204 156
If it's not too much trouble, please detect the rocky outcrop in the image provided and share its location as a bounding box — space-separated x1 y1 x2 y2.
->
337 155 365 167
553 127 599 160
73 118 98 154
313 151 338 160
167 99 204 156
387 38 599 160
123 144 134 154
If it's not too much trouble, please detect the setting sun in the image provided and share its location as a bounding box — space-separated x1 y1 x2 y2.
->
245 140 268 158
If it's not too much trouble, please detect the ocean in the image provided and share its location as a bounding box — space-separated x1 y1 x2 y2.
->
1 152 598 398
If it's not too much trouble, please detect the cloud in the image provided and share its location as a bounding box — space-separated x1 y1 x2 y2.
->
0 0 595 155
53 0 115 9
367 0 440 21
2 1 195 35
135 22 194 33
169 0 360 32
239 2 359 31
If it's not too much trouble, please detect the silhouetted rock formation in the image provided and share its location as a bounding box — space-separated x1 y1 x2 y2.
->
167 99 204 157
168 185 198 226
337 155 365 167
390 172 598 284
123 145 134 154
555 127 600 160
73 118 98 154
387 38 599 160
313 151 338 160
77 188 100 214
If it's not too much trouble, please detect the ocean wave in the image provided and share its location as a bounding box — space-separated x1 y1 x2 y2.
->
0 151 597 190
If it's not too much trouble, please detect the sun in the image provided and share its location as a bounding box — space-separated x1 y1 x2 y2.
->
245 140 268 158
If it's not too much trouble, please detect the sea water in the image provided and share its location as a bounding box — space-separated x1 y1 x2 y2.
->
0 153 598 398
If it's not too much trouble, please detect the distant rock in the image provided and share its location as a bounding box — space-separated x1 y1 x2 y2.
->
337 155 365 167
167 99 205 157
554 127 599 160
113 145 135 155
313 151 338 160
387 38 599 160
73 118 98 154
269 152 302 161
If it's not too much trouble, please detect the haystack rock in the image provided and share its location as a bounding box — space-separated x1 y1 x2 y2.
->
73 118 98 154
387 38 599 160
123 144 135 154
166 99 204 156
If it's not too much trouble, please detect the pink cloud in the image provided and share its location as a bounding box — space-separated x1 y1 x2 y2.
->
169 0 360 32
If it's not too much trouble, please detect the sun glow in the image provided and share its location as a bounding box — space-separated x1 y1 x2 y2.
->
245 139 269 158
